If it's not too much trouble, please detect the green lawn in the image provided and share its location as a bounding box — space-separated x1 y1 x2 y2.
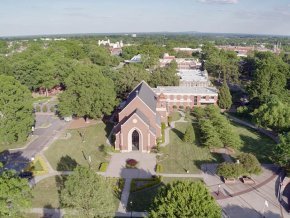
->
44 122 113 171
128 177 200 212
232 122 276 163
170 111 181 122
31 176 62 208
159 122 222 174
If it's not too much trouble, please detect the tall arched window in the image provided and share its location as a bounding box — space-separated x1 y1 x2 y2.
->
132 130 139 150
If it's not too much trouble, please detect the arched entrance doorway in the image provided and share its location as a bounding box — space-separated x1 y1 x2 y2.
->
132 130 140 150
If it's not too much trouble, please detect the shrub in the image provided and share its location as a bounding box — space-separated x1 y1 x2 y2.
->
183 124 195 143
173 105 177 110
161 122 166 143
238 153 261 175
98 162 109 172
42 104 48 112
179 105 184 110
217 163 244 179
185 106 191 112
126 159 139 168
35 105 41 112
237 106 248 114
155 164 163 173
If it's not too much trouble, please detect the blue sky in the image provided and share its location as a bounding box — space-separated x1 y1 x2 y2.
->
0 0 289 36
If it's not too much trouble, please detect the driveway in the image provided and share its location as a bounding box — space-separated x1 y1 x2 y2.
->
3 114 68 171
105 152 156 178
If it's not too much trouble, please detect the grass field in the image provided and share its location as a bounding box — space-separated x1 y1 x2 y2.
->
44 122 113 171
128 177 200 212
232 122 276 163
31 176 61 208
170 111 181 122
159 122 222 174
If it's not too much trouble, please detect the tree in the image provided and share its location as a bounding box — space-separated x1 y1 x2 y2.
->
111 64 150 99
148 181 221 218
183 124 195 143
0 169 32 217
60 166 115 217
199 119 223 148
238 153 261 175
218 81 232 109
272 132 290 167
252 95 290 132
0 75 34 144
58 64 117 119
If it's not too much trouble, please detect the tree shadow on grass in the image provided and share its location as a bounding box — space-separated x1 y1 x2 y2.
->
56 155 79 171
239 134 273 163
171 128 184 140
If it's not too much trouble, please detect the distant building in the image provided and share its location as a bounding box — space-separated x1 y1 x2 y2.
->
98 39 123 56
173 47 202 55
159 53 201 69
125 54 142 63
132 34 137 38
114 81 218 152
178 69 212 87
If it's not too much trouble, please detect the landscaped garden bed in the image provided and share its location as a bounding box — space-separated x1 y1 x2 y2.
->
126 159 139 168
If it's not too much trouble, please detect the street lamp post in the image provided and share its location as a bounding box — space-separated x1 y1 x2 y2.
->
217 185 221 196
130 201 133 218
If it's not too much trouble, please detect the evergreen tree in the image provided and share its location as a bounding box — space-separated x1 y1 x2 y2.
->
149 181 221 218
218 81 232 110
183 124 195 143
199 119 223 148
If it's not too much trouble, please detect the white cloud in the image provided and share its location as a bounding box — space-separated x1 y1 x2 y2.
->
199 0 238 4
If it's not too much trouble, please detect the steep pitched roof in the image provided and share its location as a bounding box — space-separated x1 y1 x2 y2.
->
124 81 156 112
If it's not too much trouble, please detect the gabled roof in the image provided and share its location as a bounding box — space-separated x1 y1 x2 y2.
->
124 81 156 112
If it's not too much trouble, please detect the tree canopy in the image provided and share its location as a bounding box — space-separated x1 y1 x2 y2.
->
0 169 32 217
58 64 117 119
148 181 221 218
0 75 34 144
60 166 115 217
218 81 232 109
272 132 290 167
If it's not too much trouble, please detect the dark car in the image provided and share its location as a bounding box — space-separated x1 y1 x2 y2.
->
19 171 33 180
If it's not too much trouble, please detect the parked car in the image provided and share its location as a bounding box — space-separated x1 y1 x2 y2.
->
19 171 33 180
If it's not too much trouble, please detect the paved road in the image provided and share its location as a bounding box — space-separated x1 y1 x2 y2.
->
4 114 67 172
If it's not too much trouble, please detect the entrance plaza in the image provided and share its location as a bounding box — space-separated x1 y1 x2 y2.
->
105 152 156 178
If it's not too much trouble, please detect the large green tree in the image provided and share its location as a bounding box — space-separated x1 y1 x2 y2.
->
199 119 223 148
0 168 32 217
252 95 290 131
183 124 195 143
148 181 221 218
218 81 232 109
60 166 115 217
272 132 290 167
58 64 117 119
0 75 34 144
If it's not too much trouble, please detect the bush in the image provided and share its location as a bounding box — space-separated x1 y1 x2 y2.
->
161 122 166 143
98 162 108 172
173 105 177 110
238 153 261 175
155 164 163 173
35 105 41 112
183 124 195 143
217 163 244 179
126 159 139 168
179 105 184 110
237 106 248 114
42 104 48 112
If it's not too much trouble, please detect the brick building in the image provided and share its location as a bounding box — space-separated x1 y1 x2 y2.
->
114 81 218 152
